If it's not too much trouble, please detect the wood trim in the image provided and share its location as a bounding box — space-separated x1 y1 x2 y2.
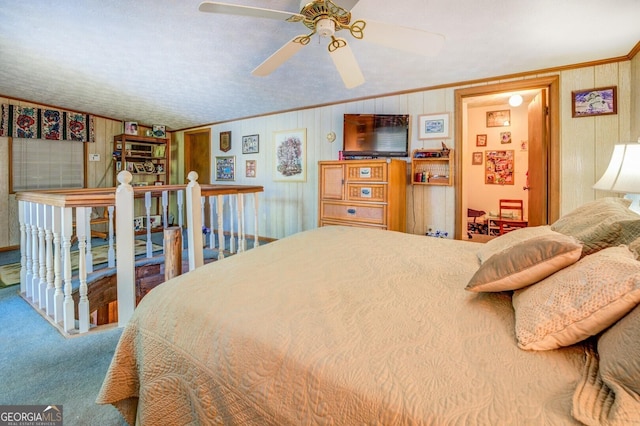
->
453 75 560 240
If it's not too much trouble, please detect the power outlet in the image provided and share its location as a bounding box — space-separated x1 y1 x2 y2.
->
89 153 100 161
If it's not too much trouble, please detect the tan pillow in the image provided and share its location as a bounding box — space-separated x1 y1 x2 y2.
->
476 225 557 264
572 304 640 425
512 246 640 351
466 234 582 292
551 197 640 256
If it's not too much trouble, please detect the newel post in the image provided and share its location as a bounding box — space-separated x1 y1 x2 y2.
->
116 171 136 327
185 171 203 271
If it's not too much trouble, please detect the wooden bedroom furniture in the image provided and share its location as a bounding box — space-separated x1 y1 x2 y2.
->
494 199 528 235
410 148 454 185
318 159 407 232
112 134 169 187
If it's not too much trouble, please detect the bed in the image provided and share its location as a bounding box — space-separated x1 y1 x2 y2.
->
97 197 640 425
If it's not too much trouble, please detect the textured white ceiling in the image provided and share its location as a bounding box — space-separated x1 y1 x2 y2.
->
1 0 639 130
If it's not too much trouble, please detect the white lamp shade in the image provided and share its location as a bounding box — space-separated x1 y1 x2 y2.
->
593 144 640 193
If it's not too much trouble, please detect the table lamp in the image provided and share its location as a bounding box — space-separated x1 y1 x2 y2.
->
593 142 640 213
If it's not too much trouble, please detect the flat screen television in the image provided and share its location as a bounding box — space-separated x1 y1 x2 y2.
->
342 114 410 158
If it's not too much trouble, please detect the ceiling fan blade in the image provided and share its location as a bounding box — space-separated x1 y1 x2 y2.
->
340 0 360 11
198 1 303 21
329 40 365 89
362 19 445 56
252 37 307 77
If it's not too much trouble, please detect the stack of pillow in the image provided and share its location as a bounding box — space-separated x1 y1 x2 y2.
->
465 197 640 425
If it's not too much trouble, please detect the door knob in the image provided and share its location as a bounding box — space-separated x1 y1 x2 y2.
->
523 186 531 190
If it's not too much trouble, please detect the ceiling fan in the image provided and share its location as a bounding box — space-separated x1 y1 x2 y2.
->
198 0 445 88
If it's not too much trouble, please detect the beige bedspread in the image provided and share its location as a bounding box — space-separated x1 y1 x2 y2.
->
97 226 587 425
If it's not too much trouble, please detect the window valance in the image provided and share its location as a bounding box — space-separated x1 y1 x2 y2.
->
0 103 94 142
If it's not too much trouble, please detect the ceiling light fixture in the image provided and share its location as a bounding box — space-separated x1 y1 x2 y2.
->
509 94 523 107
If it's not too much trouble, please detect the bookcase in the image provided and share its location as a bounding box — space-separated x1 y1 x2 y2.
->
112 134 169 186
410 148 454 186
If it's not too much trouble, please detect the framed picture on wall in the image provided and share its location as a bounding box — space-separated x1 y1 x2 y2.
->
418 113 450 139
242 134 259 154
476 134 487 146
215 156 235 181
246 160 256 177
472 151 483 165
220 131 231 152
571 86 617 117
273 128 306 182
486 110 510 127
485 150 514 185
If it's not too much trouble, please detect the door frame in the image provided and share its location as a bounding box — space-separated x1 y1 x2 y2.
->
453 75 560 240
184 128 211 184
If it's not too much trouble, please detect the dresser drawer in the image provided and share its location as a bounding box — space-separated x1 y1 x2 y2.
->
320 219 386 230
320 201 386 226
345 183 386 202
345 163 387 182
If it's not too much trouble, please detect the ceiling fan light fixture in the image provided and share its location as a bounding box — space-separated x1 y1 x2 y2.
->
316 18 335 37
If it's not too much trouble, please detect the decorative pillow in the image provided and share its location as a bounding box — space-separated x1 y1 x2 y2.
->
512 246 640 351
550 197 640 256
572 304 640 425
476 225 557 264
466 234 582 292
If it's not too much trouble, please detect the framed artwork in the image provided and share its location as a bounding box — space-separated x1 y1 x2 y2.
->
215 155 235 181
245 160 256 178
571 86 617 117
476 134 487 146
152 144 166 158
124 121 138 135
486 110 510 127
418 113 450 139
500 131 512 144
472 152 483 165
485 150 514 185
220 131 231 152
133 162 145 173
242 134 259 154
115 161 122 171
273 128 306 182
152 125 166 138
126 162 135 172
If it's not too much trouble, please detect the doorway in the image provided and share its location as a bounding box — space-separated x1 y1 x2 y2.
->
184 129 211 184
453 76 560 240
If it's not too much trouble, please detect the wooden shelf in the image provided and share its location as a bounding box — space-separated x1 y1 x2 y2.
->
410 148 453 186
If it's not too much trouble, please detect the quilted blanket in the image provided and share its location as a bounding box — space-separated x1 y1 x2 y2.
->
97 226 586 425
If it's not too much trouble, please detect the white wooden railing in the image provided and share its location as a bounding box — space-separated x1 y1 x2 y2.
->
15 171 263 335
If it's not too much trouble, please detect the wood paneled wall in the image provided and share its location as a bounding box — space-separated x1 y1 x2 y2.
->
175 60 637 240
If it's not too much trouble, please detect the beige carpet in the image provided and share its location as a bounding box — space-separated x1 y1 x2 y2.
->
0 240 162 287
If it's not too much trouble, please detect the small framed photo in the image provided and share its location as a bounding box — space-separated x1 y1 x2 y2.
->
476 134 487 147
571 86 617 117
220 131 231 152
500 131 512 144
152 145 166 158
472 151 483 165
126 162 135 172
242 134 259 154
418 113 449 139
152 125 166 138
124 121 138 135
133 162 145 173
245 160 256 178
215 155 235 181
154 180 164 186
115 161 122 171
486 110 510 127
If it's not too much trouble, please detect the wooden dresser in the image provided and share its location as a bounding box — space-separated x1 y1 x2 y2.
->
318 159 407 232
